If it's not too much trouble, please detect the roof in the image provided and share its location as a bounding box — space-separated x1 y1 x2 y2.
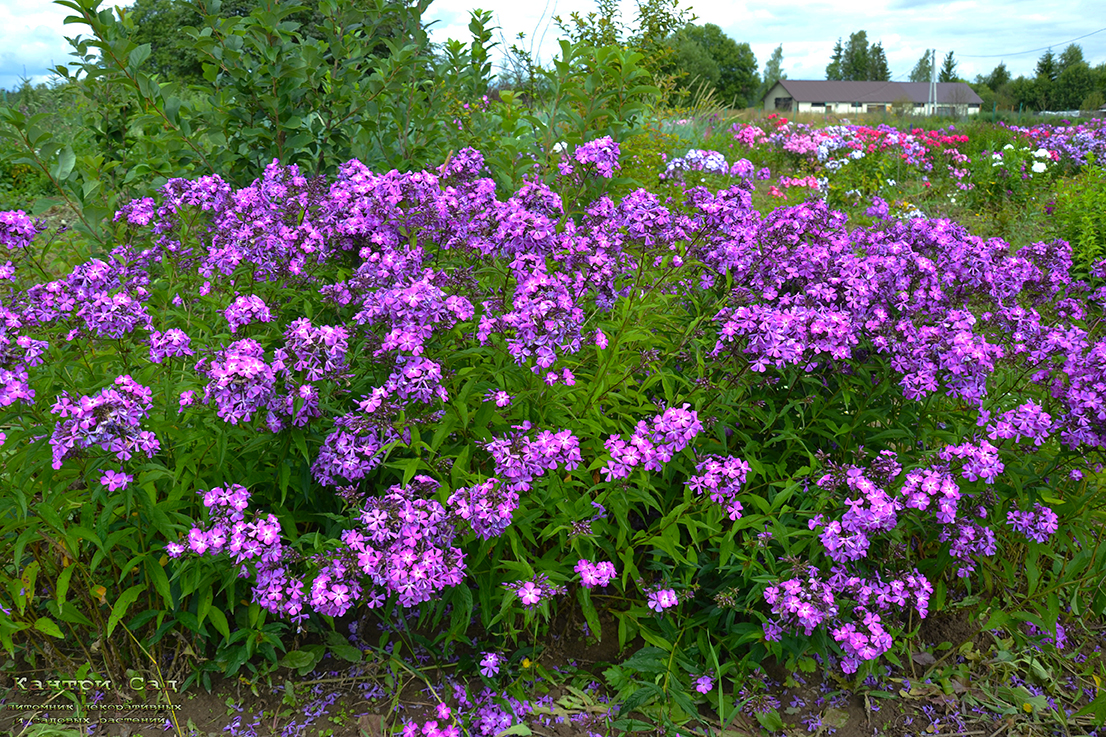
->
765 80 983 105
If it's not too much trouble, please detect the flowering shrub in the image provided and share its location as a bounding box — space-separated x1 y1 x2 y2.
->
2 141 1105 720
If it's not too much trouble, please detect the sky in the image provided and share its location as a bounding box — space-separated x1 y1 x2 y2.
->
2 0 1104 92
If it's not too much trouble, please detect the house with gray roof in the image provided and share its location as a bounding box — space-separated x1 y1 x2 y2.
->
761 80 983 117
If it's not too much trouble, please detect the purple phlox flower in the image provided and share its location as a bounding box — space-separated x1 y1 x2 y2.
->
505 573 565 609
574 559 617 588
1006 502 1059 543
100 469 133 491
646 588 678 613
479 651 501 677
224 294 273 334
484 388 513 407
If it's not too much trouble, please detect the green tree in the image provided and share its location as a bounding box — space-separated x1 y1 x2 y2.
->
867 42 890 82
1059 43 1084 72
554 0 694 99
938 51 957 82
826 38 844 80
909 49 933 83
984 62 1010 90
667 23 757 107
1009 75 1036 110
1082 89 1105 116
1055 62 1094 110
757 44 786 104
1033 50 1058 111
127 0 409 84
842 30 870 81
1035 49 1058 81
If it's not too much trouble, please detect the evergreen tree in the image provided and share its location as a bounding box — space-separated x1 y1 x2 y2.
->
1035 49 1058 81
763 44 786 89
757 44 786 107
909 50 933 83
842 30 870 81
985 62 1010 90
1059 43 1084 72
826 38 844 80
867 42 890 82
938 51 958 83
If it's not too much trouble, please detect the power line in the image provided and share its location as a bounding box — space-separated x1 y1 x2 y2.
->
958 26 1106 57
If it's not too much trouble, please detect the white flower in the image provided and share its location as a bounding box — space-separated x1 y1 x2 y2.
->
1033 148 1050 158
552 141 567 154
1003 143 1015 150
1031 161 1047 174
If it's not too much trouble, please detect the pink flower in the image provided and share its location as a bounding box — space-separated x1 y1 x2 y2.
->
479 652 500 677
519 581 542 606
100 469 133 491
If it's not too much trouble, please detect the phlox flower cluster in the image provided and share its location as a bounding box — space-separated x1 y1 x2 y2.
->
1001 118 1106 167
198 319 352 433
198 338 277 425
338 475 466 610
166 484 301 615
685 453 750 520
148 328 193 364
574 559 616 588
505 573 566 609
646 587 679 612
1006 502 1060 543
447 478 518 540
311 400 402 486
225 294 273 333
49 375 160 476
568 135 621 178
0 315 46 408
662 149 730 179
171 476 481 620
480 421 581 492
0 210 41 250
600 403 702 480
478 254 587 372
764 573 838 637
985 400 1053 446
764 564 932 673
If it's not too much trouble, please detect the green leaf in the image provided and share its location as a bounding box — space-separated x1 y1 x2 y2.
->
620 682 664 713
755 708 785 731
206 606 231 641
33 617 64 638
54 145 76 182
329 640 363 663
128 43 151 69
494 726 532 737
55 565 75 608
619 646 667 674
106 584 145 638
280 650 319 669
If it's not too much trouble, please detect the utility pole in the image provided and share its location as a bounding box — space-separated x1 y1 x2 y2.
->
929 49 937 116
